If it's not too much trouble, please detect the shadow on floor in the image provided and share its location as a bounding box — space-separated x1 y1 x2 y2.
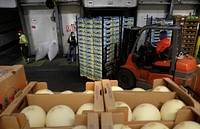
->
16 56 90 92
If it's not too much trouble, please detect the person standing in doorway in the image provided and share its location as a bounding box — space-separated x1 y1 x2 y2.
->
18 29 29 63
67 32 77 64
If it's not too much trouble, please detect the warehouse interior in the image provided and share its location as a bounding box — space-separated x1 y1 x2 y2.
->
1 0 200 128
1 0 200 92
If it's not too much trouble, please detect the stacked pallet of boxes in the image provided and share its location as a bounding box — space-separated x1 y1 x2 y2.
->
123 17 134 29
78 16 120 80
85 18 95 80
120 17 134 49
78 18 87 77
182 15 200 55
94 17 103 80
103 17 120 78
174 15 200 55
111 17 120 63
78 18 95 79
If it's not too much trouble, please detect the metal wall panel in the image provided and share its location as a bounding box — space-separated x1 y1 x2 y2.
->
23 7 57 54
0 0 17 8
173 5 196 15
137 5 167 27
60 6 80 54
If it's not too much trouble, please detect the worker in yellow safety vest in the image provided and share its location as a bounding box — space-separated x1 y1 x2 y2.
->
18 29 29 63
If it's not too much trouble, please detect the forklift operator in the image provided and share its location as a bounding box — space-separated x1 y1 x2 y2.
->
138 30 171 66
156 30 171 59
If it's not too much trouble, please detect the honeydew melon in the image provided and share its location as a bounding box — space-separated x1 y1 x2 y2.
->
35 89 54 94
46 105 75 127
131 88 145 91
152 86 171 92
61 90 74 94
111 86 124 91
20 105 46 127
132 103 161 121
77 103 94 114
83 90 94 94
115 101 132 121
160 99 185 120
141 122 169 129
113 124 123 129
173 121 200 129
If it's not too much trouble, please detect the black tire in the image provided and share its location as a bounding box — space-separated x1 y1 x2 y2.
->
117 69 136 89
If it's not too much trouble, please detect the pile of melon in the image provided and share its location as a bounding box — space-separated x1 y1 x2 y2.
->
140 121 200 129
21 102 93 127
113 85 200 129
113 121 200 129
20 89 95 128
113 85 185 122
111 85 172 92
35 89 94 94
115 98 186 122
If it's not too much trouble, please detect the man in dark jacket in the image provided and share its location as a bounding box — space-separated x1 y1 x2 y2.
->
67 32 77 63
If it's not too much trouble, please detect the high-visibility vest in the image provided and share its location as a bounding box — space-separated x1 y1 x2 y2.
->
19 34 28 46
69 36 77 42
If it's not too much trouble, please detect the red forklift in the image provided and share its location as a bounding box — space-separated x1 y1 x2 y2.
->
117 25 197 90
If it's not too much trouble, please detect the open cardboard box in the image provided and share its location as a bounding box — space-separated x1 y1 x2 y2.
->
0 81 102 129
0 65 27 113
101 107 200 129
0 112 99 129
102 78 200 126
153 78 200 111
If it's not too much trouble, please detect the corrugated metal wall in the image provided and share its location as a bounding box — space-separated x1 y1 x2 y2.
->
0 8 22 65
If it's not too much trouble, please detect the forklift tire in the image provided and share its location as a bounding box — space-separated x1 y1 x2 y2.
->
117 69 136 89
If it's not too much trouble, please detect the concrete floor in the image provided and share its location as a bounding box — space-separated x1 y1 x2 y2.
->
16 56 89 92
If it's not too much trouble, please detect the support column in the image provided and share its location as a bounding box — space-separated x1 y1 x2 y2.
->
55 4 64 56
167 0 175 18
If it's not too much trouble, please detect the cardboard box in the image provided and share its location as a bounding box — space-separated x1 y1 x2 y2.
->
0 112 99 129
101 112 124 129
101 108 200 129
0 81 102 129
102 78 200 126
153 78 200 111
0 65 26 113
